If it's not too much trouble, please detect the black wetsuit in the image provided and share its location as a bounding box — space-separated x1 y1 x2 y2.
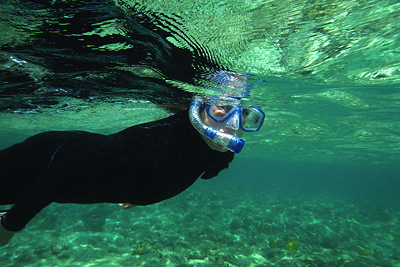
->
0 111 234 231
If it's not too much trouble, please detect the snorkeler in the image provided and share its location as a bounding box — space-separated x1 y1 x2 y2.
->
0 96 265 246
0 0 266 246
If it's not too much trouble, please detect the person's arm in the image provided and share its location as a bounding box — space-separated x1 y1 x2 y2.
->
201 152 235 180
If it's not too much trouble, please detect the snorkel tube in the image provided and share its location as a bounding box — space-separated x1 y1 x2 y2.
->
189 101 245 153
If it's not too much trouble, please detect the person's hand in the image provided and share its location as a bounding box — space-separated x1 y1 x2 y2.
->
0 218 15 246
118 203 137 209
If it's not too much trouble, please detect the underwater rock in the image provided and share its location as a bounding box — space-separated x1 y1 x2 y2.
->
131 243 154 256
229 218 244 230
56 250 70 260
262 249 285 263
14 246 35 263
369 208 393 223
357 249 372 257
277 258 307 266
50 243 68 256
343 261 372 267
300 257 325 267
268 238 278 248
318 236 339 249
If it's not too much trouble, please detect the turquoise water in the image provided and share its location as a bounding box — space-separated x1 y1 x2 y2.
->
1 0 400 266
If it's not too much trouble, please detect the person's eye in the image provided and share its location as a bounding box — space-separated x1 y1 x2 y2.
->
221 106 233 112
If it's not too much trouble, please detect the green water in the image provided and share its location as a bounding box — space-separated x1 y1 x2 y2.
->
1 0 400 266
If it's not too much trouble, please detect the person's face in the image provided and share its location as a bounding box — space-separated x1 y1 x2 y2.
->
200 106 244 152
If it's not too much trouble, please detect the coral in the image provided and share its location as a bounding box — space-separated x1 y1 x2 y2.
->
269 238 277 248
358 249 372 257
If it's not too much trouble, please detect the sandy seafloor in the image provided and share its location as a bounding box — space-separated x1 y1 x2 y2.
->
1 175 400 267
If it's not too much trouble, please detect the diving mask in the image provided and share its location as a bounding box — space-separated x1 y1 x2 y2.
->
189 101 265 153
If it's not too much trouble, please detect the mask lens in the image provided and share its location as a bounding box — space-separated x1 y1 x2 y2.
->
241 108 265 132
206 104 236 122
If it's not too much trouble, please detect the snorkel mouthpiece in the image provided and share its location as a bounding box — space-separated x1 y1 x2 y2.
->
203 128 244 153
189 101 245 153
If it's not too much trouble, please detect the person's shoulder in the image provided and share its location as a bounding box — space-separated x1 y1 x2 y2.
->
152 110 189 126
121 110 188 132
